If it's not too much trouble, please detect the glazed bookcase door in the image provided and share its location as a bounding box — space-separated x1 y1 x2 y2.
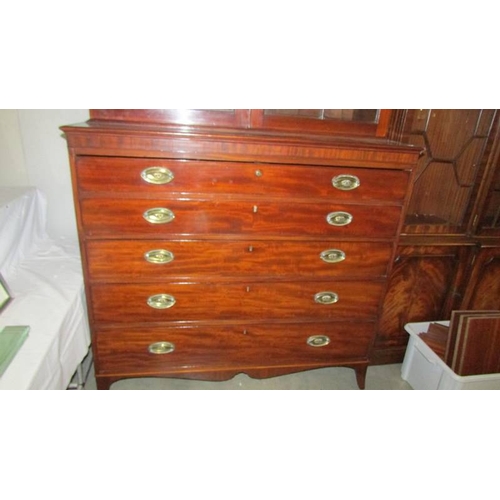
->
89 109 249 128
463 121 500 309
401 109 497 235
252 109 391 137
89 109 391 137
476 142 500 236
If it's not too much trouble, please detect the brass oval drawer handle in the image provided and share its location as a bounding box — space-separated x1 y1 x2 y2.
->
307 335 331 347
320 249 346 264
314 291 339 305
144 249 174 264
148 341 175 354
147 293 176 309
332 174 360 191
326 211 353 227
141 167 175 185
143 207 175 224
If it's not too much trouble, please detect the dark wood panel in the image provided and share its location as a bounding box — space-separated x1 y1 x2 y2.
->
86 240 394 282
80 198 402 239
453 315 500 376
463 248 500 309
419 322 448 360
373 246 463 361
90 281 385 323
94 321 376 376
76 157 409 203
445 311 500 371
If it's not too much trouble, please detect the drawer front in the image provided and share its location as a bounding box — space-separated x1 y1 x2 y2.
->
80 199 402 238
90 281 385 323
76 157 409 203
86 240 394 282
94 322 376 375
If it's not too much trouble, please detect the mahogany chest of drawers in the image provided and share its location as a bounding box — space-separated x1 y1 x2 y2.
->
62 112 420 389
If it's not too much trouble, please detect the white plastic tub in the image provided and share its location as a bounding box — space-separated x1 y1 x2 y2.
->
402 322 500 390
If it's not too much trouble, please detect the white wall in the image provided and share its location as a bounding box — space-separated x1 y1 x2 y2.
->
0 110 29 185
0 109 90 241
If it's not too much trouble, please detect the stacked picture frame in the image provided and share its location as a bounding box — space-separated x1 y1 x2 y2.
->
420 310 500 377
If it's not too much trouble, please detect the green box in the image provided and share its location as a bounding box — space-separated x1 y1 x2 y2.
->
0 326 30 377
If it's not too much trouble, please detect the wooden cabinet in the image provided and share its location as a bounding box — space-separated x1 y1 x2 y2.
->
62 110 419 389
374 109 500 364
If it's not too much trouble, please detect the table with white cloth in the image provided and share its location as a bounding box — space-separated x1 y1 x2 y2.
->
0 186 90 389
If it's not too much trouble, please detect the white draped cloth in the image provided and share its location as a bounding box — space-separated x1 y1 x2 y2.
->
0 187 90 389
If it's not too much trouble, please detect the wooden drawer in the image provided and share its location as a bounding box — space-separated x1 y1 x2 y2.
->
76 157 409 203
80 198 402 239
90 280 385 323
94 321 376 376
86 239 394 282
